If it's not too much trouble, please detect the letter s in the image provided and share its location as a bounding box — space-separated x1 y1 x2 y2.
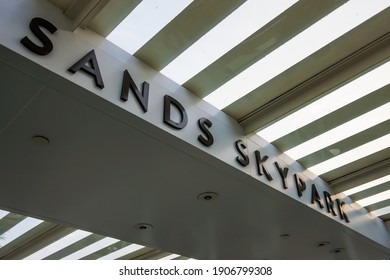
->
197 117 214 147
20 17 57 55
235 139 249 166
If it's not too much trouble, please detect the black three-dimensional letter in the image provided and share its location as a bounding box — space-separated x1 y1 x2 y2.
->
274 162 289 189
68 50 104 89
294 174 306 197
21 17 57 55
324 191 337 216
197 118 214 147
336 199 350 223
235 140 249 166
163 95 188 129
311 184 324 209
254 150 273 181
120 70 149 112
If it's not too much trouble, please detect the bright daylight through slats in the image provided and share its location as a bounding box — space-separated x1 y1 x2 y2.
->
160 253 181 260
24 230 92 260
0 210 9 220
107 0 193 54
161 0 298 84
343 175 390 196
308 134 390 175
257 61 390 143
285 102 390 159
0 217 43 248
356 190 390 207
98 244 144 260
371 206 390 217
61 237 119 260
204 0 390 109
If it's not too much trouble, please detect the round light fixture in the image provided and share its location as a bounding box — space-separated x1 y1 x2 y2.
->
197 192 218 201
133 223 153 231
329 148 341 156
330 248 345 254
31 135 50 145
315 241 330 247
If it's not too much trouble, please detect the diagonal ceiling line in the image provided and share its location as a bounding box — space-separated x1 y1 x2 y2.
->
329 158 390 193
0 225 72 260
134 0 246 70
308 134 390 175
284 102 390 160
256 60 390 143
160 0 298 84
343 175 390 196
204 0 390 109
23 230 92 260
239 31 390 131
107 0 193 55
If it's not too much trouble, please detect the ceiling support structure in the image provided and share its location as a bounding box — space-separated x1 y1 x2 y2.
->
329 158 390 194
63 0 110 31
239 31 390 134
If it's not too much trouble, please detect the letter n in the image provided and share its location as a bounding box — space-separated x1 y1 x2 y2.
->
121 70 149 112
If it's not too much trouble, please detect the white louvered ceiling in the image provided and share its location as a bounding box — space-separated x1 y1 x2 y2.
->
0 209 190 260
1 0 388 260
105 0 390 220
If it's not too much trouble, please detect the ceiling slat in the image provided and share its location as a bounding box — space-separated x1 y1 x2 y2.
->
0 222 62 259
350 182 390 201
0 208 185 259
183 0 347 98
273 87 390 151
320 148 390 181
231 9 390 133
118 247 157 260
44 233 105 260
377 213 390 221
81 240 133 260
0 213 25 235
299 121 390 168
134 0 246 70
88 0 142 37
366 199 390 213
330 159 390 194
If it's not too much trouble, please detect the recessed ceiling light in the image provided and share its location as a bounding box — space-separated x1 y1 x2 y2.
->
330 248 345 254
329 149 341 156
315 241 330 247
134 223 153 231
197 192 219 201
31 135 50 145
